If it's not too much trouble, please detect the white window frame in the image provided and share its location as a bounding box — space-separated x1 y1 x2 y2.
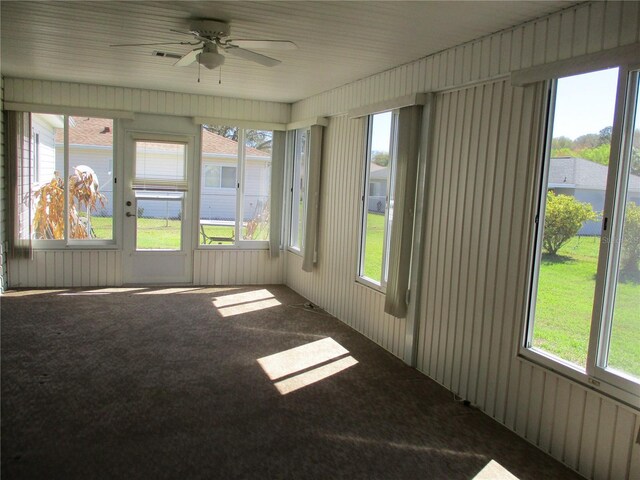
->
287 128 310 254
357 111 398 292
30 113 117 249
522 65 640 408
198 126 272 249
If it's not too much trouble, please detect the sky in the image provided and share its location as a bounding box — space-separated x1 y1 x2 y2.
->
371 66 620 151
553 67 619 140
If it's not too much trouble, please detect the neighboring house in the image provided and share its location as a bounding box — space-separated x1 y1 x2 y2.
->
549 156 640 235
34 116 270 222
368 163 388 213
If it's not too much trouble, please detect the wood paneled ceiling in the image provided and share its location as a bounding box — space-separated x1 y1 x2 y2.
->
1 1 577 103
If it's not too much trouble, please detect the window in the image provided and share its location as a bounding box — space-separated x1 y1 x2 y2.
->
133 140 187 251
204 165 236 188
23 114 115 245
358 111 398 287
199 125 272 246
526 66 640 404
289 128 309 251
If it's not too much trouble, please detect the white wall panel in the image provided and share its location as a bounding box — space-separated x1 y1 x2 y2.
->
291 2 640 120
193 249 284 286
3 78 291 124
7 250 122 287
414 78 639 480
285 116 405 357
0 76 6 292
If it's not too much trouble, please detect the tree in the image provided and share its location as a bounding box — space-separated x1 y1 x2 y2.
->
203 125 273 152
580 143 611 166
372 151 389 166
542 191 597 255
620 201 640 279
599 126 613 144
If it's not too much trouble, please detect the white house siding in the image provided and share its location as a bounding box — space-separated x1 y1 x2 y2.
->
287 2 640 479
32 114 57 184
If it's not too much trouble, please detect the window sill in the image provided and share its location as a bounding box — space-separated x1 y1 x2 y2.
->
355 276 386 294
30 243 119 250
518 348 640 411
286 247 303 257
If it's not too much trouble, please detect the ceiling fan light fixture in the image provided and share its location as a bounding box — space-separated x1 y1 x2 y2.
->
197 49 225 70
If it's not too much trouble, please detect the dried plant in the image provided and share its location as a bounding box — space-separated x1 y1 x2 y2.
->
32 167 106 239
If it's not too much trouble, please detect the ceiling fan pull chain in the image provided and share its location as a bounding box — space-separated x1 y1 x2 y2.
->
198 60 201 83
219 66 222 85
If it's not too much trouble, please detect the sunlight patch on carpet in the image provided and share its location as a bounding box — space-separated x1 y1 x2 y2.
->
258 338 358 395
472 460 519 479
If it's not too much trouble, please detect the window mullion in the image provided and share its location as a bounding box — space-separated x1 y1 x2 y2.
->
236 129 246 244
63 115 69 243
587 66 632 377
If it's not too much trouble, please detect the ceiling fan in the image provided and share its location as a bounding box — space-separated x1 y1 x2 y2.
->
111 19 297 70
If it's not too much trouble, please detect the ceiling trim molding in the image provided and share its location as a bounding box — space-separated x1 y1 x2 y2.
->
193 116 287 131
3 102 135 119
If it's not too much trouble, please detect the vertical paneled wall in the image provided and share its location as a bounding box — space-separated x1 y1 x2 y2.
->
0 76 6 291
193 250 284 286
286 116 406 358
2 80 291 288
417 79 640 479
287 3 640 479
3 78 290 123
8 251 122 287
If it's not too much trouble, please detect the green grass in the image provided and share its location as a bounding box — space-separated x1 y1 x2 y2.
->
534 236 640 378
362 213 386 282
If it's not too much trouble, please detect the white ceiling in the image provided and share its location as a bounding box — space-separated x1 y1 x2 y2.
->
1 1 577 104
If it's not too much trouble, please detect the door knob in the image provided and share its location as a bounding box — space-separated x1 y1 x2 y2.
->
126 212 136 217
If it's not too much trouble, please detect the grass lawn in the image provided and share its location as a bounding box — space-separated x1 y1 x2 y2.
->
534 236 640 378
90 216 267 247
362 212 386 282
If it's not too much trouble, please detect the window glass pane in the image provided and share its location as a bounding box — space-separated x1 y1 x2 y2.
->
199 125 238 245
532 68 618 368
290 129 308 250
242 129 272 241
68 117 114 240
204 165 221 187
135 141 185 184
608 80 640 380
221 167 236 188
31 113 65 239
361 112 393 284
135 192 183 250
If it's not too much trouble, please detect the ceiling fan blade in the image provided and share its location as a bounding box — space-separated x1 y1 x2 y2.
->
224 46 281 67
229 40 297 50
110 41 197 47
174 48 202 67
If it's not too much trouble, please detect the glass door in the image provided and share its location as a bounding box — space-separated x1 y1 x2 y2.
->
122 132 194 284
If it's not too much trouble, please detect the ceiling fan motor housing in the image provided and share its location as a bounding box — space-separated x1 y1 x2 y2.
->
190 19 230 39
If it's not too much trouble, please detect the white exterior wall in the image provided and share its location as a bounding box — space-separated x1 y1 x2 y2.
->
287 2 640 479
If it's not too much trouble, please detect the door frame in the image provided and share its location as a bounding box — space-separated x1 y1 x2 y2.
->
119 114 199 285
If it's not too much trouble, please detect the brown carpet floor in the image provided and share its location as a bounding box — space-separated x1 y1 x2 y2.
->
1 285 582 480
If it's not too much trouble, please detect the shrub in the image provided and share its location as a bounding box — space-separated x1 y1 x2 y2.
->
620 201 640 277
543 191 597 255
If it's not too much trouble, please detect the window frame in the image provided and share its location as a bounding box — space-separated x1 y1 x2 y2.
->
29 113 117 249
357 111 398 292
522 64 640 408
198 126 273 249
287 127 310 254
